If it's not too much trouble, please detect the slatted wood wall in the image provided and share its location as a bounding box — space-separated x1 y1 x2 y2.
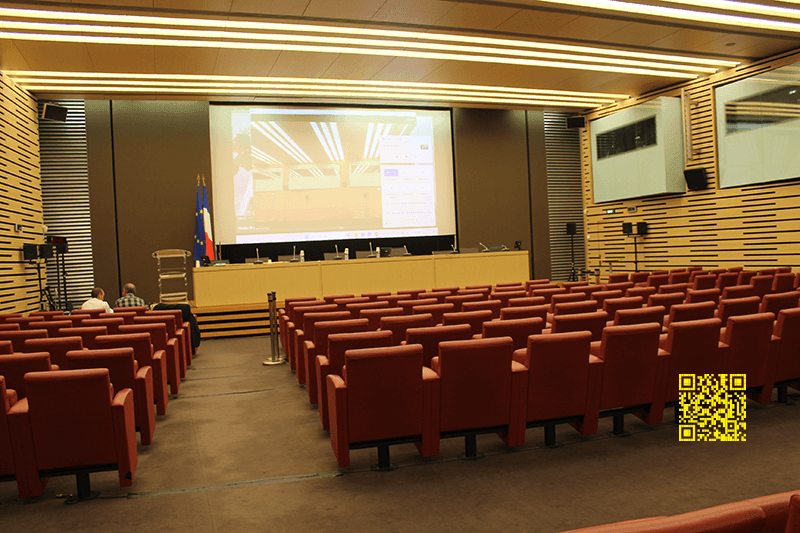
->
582 48 800 278
0 72 42 313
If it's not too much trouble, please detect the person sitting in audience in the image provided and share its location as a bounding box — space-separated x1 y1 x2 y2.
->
115 283 147 308
82 287 113 313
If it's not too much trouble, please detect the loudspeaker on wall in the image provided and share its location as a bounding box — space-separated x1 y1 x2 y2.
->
41 103 68 122
622 222 633 235
566 222 577 235
684 167 708 191
637 222 648 236
566 116 586 129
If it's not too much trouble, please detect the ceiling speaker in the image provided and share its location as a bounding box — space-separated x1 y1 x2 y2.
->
566 116 586 129
684 167 708 191
41 103 68 122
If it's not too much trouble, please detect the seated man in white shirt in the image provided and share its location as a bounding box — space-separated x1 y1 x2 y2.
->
81 287 113 313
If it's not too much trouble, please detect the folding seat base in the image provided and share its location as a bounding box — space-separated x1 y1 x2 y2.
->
350 435 421 472
441 425 508 460
40 463 118 505
599 404 649 438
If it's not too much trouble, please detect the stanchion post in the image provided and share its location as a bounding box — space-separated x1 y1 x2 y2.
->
263 291 285 366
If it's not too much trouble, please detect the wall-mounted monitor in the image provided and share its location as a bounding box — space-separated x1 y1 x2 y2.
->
590 96 685 203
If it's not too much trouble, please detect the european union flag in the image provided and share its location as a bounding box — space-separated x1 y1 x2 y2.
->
194 183 206 261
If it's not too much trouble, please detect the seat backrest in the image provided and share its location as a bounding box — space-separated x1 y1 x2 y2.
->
721 312 776 387
146 310 183 330
590 290 624 308
726 266 744 272
6 316 46 330
24 369 118 468
692 274 718 290
65 347 137 394
716 296 761 324
489 291 527 307
444 294 484 312
614 306 666 326
293 304 338 327
342 344 425 443
380 313 434 345
435 337 514 432
688 269 710 282
562 281 588 292
359 292 391 301
0 323 20 332
0 352 54 398
603 296 644 317
481 317 544 350
773 272 796 293
525 283 558 293
773 308 800 384
312 318 370 358
333 297 369 312
405 324 473 367
663 318 723 403
667 301 717 325
0 329 48 352
345 300 389 318
119 323 168 351
359 307 405 330
550 311 609 341
287 300 326 323
646 292 684 314
596 323 663 410
721 285 755 300
530 287 567 304
465 284 492 291
524 279 552 290
96 332 155 367
81 318 125 335
495 282 523 289
603 282 634 293
112 305 148 315
549 292 588 313
327 330 393 376
499 304 549 321
760 291 800 315
57 326 108 350
397 288 426 299
570 285 605 297
625 286 657 300
23 336 84 368
72 308 105 318
28 320 73 338
134 315 177 337
29 311 65 320
456 288 489 298
398 298 438 315
522 331 592 422
750 275 774 299
552 300 599 317
441 310 493 336
461 300 503 319
0 340 12 354
423 291 451 304
645 274 670 289
657 283 690 295
412 303 456 326
302 311 352 341
668 271 691 284
629 272 650 284
0 376 14 476
376 294 414 307
508 296 546 307
105 311 137 325
607 273 629 283
323 293 355 304
685 288 721 305
716 272 740 289
737 271 757 285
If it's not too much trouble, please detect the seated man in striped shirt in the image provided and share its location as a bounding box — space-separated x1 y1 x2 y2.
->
115 283 147 308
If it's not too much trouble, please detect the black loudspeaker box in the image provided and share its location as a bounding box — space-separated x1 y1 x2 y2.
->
41 103 68 122
637 222 648 236
38 244 55 259
566 222 577 235
684 167 708 191
622 222 633 235
23 243 38 260
566 116 586 129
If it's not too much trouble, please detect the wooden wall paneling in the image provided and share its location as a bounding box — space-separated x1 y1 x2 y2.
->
0 72 43 313
582 48 800 279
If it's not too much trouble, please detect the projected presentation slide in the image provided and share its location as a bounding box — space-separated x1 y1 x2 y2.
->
209 106 456 245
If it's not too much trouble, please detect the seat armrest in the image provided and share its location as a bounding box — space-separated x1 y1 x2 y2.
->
572 355 604 436
512 347 529 367
502 361 529 447
134 364 155 445
430 357 441 374
419 367 441 457
327 374 349 467
590 340 602 357
6 389 18 405
316 355 332 430
111 388 137 486
7 398 47 498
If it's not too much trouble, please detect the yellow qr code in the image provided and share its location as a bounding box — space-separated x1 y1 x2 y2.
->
678 374 746 442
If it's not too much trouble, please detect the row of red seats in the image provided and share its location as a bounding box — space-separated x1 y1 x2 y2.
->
277 283 800 468
0 306 194 502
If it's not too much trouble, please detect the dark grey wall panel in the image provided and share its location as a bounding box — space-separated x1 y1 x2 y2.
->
527 110 550 280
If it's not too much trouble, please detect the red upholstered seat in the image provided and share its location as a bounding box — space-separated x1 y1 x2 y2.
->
606 273 629 283
397 288 426 299
146 309 192 365
548 300 599 324
104 311 136 325
317 329 391 431
737 271 757 285
323 293 354 303
489 291 527 307
658 283 690 295
422 291 451 304
647 292 685 315
751 275 774 299
465 284 492 292
590 290 624 309
5 316 45 330
721 285 755 300
441 310 493 336
1 376 19 480
358 307 403 330
625 286 657 300
720 312 777 404
530 287 567 304
613 306 665 327
359 292 391 301
57 326 107 350
23 336 84 368
432 337 527 455
587 323 667 435
499 304 548 321
66 347 155 446
692 274 718 290
0 352 59 399
444 294 484 312
508 296 546 307
119 323 180 396
525 283 559 294
72 308 105 318
461 300 503 319
333 297 370 312
0 329 48 353
759 268 778 276
81 317 125 336
28 320 72 338
458 288 489 298
327 344 440 468
404 324 473 368
7 369 137 501
562 281 588 292
715 296 761 324
299 311 353 404
280 299 324 358
60 314 88 327
668 271 691 284
380 314 434 345
412 303 455 326
478 317 544 350
570 284 606 297
602 296 644 318
685 288 721 305
0 340 12 354
345 300 390 318
549 292 588 313
524 279 552 290
663 301 717 329
603 282 634 293
773 272 796 293
688 269 709 281
512 331 594 446
112 306 148 315
662 318 724 404
716 272 740 290
29 310 65 321
760 292 800 315
287 304 337 379
495 282 523 289
0 323 20 332
548 311 608 341
135 315 187 378
637 274 669 290
376 294 414 307
629 272 650 284
97 333 168 416
773 308 800 403
398 298 438 315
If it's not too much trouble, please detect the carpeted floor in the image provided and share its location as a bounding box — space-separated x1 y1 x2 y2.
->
1 335 798 532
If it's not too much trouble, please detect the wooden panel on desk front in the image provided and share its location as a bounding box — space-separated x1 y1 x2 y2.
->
433 251 530 287
192 261 322 307
320 255 436 295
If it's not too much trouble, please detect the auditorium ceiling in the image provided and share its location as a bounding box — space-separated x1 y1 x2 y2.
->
1 0 800 110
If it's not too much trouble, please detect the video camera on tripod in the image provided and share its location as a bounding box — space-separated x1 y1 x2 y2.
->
22 236 69 311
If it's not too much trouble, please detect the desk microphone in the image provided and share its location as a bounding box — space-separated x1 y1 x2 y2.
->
334 244 343 259
368 241 377 258
403 245 411 256
451 244 459 254
290 245 300 262
479 242 489 252
254 247 263 264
